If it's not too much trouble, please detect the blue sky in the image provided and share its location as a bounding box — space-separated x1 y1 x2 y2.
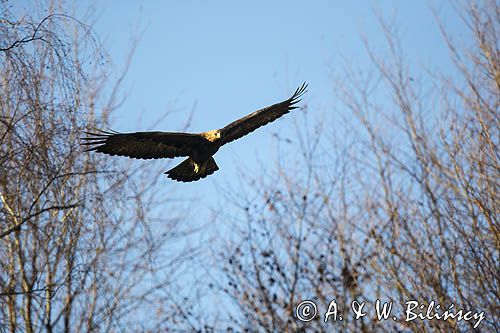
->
9 0 471 326
82 0 466 206
86 5 468 309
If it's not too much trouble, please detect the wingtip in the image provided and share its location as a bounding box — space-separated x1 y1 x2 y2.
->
89 126 120 135
289 82 308 108
292 82 308 100
299 82 308 95
82 127 120 140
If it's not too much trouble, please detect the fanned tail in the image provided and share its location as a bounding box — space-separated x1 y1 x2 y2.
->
165 157 219 182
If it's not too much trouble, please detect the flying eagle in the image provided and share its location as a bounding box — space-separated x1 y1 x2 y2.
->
82 83 308 182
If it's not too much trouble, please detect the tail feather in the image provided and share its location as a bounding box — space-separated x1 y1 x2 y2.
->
165 157 219 182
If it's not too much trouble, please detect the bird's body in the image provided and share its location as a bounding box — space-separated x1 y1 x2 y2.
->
82 83 307 182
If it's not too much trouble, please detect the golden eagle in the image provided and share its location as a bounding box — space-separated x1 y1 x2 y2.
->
82 83 307 182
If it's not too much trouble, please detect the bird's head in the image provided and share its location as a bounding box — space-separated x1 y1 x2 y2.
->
201 130 221 142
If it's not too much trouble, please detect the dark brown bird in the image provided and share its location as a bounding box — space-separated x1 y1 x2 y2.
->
82 83 307 182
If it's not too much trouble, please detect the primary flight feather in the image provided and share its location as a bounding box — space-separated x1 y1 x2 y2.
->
82 83 308 182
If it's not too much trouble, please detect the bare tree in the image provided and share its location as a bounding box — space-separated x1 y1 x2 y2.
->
211 1 498 332
0 2 199 332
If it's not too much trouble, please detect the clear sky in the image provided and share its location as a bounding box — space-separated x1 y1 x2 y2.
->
80 0 466 207
11 0 471 325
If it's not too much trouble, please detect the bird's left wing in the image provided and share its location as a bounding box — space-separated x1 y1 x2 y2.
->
219 83 307 145
81 130 208 159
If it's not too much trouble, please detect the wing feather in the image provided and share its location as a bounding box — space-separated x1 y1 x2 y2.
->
219 83 308 145
81 130 208 159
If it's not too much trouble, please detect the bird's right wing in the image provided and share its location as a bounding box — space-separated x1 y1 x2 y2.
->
219 83 307 145
81 130 208 159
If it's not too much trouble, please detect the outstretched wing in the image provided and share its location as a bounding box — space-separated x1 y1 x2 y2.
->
81 129 208 159
219 82 307 145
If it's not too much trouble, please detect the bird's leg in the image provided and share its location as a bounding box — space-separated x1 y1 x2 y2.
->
193 162 199 173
